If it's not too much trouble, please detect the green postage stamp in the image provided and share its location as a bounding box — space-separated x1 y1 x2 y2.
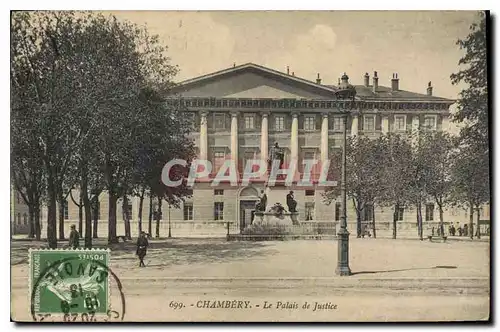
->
29 249 110 317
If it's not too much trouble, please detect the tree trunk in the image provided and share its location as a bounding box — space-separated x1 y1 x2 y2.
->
108 194 118 244
392 203 398 239
416 200 423 240
46 173 58 248
28 204 35 239
34 204 41 240
438 202 444 237
469 203 474 240
353 198 362 238
138 189 145 234
372 203 377 239
92 195 99 239
58 192 65 240
123 195 131 240
81 177 92 249
78 195 83 235
476 205 481 239
155 197 162 238
148 195 153 236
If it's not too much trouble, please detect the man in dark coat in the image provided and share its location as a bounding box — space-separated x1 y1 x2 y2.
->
286 191 297 213
68 225 80 249
136 231 149 267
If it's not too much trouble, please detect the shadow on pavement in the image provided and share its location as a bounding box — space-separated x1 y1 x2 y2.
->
109 239 279 268
351 265 458 275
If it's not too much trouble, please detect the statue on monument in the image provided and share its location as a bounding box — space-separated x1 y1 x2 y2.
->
286 190 298 213
255 189 267 212
267 142 284 173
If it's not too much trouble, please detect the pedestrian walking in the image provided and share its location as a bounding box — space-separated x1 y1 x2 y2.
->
136 231 149 267
68 225 80 249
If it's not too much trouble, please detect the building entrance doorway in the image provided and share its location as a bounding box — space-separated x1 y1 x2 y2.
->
240 200 257 233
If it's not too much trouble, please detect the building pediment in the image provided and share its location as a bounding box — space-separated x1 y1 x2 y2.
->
170 63 340 100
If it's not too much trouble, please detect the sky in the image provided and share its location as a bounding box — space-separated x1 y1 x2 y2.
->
106 11 480 100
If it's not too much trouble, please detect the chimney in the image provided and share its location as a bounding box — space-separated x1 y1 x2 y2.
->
233 62 236 68
292 71 295 76
316 73 322 84
427 81 433 96
364 72 370 87
372 71 379 92
391 73 399 91
338 78 341 86
287 66 290 75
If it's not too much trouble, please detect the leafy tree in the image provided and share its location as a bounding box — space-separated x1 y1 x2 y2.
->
418 131 456 237
451 12 488 153
324 136 384 237
378 134 414 239
451 145 489 239
11 12 94 248
450 12 489 239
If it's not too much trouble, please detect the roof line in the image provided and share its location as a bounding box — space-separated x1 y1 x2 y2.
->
176 62 337 94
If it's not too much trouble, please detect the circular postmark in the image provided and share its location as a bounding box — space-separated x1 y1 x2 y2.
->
29 250 126 322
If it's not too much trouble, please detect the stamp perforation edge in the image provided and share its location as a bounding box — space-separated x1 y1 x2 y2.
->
28 248 112 320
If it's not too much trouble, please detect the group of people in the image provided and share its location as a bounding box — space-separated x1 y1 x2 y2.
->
431 223 477 237
67 224 150 268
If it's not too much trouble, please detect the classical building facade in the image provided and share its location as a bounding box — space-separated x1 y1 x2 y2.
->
11 63 490 237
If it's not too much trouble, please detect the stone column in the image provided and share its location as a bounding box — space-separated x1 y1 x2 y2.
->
199 111 208 160
231 112 239 165
260 112 269 162
351 113 359 136
321 112 329 162
382 115 389 134
290 112 299 161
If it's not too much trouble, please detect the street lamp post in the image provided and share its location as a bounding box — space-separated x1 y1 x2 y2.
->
168 204 172 238
336 113 351 276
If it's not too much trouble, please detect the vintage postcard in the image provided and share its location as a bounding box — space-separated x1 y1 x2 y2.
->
10 10 490 322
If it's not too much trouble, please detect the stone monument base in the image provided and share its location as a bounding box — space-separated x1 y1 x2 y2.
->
253 212 299 226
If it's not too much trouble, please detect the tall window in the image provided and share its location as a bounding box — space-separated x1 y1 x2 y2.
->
333 117 343 131
364 115 375 131
214 202 224 221
214 113 226 130
275 116 285 132
335 202 341 221
305 202 315 221
396 207 404 221
63 200 69 220
23 213 28 225
183 203 193 221
425 203 434 221
362 204 373 221
17 213 21 225
213 150 226 172
304 116 316 131
244 115 254 130
394 115 406 131
423 116 437 130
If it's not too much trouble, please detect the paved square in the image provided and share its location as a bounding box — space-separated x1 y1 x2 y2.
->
12 238 490 321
